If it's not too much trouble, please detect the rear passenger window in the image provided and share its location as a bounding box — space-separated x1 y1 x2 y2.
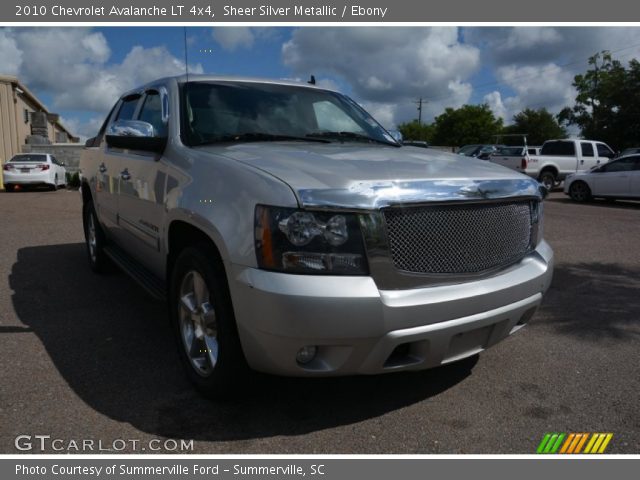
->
581 142 594 157
116 95 141 121
541 141 575 156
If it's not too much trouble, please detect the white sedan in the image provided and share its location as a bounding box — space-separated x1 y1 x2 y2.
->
2 153 67 192
564 155 640 202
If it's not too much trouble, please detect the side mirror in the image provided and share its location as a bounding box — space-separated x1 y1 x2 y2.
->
105 120 166 153
59 161 65 167
85 136 96 148
387 130 403 144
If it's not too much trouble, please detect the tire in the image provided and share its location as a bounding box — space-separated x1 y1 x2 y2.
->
4 184 14 192
170 244 250 399
569 181 592 202
539 171 557 191
82 201 109 273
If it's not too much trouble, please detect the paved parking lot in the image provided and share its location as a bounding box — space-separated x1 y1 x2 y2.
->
0 188 638 454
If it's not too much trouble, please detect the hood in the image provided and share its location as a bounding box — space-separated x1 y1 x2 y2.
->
196 142 542 209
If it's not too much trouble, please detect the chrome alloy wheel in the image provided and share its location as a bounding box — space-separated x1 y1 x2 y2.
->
178 270 218 377
87 214 97 263
570 182 590 202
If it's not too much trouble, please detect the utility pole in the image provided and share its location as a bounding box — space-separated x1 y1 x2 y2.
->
416 97 425 126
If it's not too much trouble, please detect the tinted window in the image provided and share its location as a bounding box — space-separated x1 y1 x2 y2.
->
139 91 166 136
182 82 393 145
116 95 141 121
596 143 614 158
541 141 575 156
631 156 640 171
581 142 594 157
602 158 635 173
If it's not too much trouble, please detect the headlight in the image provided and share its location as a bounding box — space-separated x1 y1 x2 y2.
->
255 205 368 275
531 200 544 247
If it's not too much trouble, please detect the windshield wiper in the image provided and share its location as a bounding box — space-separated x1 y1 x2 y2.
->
306 131 399 147
193 132 331 146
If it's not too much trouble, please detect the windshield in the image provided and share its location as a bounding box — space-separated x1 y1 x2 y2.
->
181 81 397 146
10 154 47 162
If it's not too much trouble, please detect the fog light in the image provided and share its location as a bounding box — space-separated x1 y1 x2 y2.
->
296 345 317 365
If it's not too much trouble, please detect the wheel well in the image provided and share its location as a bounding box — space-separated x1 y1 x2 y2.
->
81 180 92 206
539 166 558 178
166 221 223 281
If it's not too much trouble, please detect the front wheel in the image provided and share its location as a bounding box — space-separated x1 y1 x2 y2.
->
569 181 592 202
82 201 109 272
170 245 250 399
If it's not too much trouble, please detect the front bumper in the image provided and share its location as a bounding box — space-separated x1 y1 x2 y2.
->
228 241 554 376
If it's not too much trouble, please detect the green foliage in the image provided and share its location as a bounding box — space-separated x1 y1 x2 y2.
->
431 104 503 147
66 171 81 189
503 108 567 146
397 120 435 142
559 51 640 150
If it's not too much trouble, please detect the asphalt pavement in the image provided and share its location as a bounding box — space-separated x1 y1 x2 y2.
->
0 187 638 454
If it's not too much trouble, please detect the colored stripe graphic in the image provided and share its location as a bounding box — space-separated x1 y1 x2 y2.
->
537 433 552 453
537 433 613 454
574 433 589 453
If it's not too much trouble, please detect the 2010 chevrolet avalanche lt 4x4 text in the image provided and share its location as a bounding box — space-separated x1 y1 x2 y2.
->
80 75 554 397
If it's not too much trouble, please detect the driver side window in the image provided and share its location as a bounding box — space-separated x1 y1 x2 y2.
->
138 91 167 137
601 158 635 173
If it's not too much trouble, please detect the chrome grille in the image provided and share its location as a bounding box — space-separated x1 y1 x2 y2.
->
383 201 533 275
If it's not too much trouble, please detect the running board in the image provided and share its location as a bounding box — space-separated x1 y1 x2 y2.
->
103 245 167 301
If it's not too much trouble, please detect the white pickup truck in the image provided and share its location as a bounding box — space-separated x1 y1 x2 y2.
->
524 139 615 189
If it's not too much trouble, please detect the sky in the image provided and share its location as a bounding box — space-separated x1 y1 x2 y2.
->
2 26 640 140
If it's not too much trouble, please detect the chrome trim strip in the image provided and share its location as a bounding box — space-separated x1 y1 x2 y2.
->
298 178 544 210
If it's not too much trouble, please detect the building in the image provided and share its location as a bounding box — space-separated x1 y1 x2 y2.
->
1 75 78 188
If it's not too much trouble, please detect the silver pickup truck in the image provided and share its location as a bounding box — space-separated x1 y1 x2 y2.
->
80 75 554 398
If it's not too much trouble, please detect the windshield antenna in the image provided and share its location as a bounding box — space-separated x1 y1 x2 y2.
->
308 75 316 85
183 27 189 82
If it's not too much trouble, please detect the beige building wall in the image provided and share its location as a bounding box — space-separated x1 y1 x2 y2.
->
0 75 77 188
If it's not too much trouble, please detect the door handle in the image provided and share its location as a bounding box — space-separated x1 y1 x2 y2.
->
98 163 107 173
120 169 131 181
580 159 584 164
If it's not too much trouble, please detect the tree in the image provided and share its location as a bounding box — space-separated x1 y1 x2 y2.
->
559 51 640 150
503 108 567 146
431 104 503 147
397 120 434 142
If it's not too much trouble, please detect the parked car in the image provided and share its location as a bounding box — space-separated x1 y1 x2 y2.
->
2 153 67 192
80 75 553 397
489 146 528 172
564 154 640 202
617 147 640 158
458 144 503 160
523 139 615 189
